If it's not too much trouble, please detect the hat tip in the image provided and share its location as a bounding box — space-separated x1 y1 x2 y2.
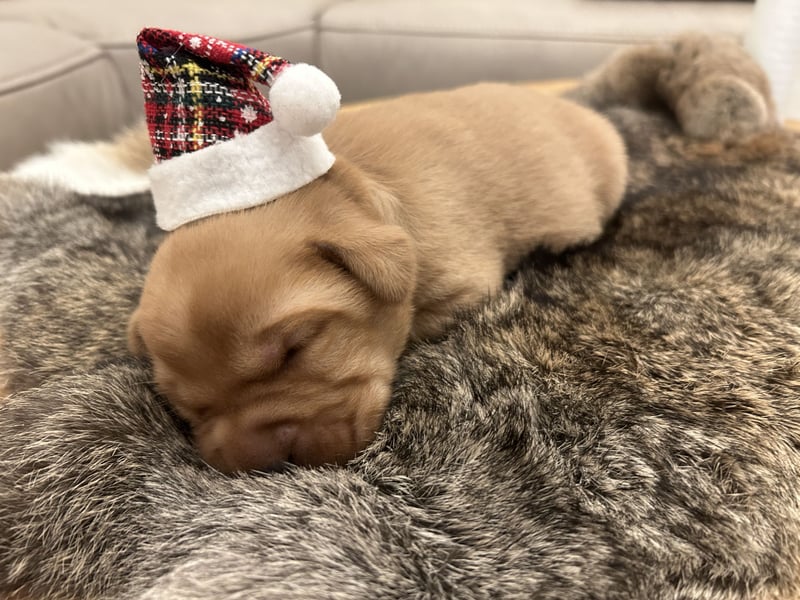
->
270 64 341 137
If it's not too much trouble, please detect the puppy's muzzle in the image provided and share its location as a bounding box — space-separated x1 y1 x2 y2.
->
197 418 358 473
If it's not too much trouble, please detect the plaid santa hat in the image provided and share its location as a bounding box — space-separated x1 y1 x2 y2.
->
137 27 340 231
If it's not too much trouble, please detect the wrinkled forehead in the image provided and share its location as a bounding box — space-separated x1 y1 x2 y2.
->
137 238 362 355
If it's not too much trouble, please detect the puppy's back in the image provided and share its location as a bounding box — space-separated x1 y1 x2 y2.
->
326 82 627 265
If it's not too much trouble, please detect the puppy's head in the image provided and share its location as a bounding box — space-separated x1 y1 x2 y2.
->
129 181 416 473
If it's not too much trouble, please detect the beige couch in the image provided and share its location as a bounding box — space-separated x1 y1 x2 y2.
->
0 0 753 170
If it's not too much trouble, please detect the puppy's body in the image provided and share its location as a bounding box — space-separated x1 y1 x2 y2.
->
130 83 627 472
328 83 626 337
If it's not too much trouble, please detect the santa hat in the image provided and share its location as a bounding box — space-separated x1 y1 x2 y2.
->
137 27 340 231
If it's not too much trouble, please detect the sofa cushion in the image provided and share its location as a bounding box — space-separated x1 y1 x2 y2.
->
0 0 337 119
0 22 128 170
320 0 753 101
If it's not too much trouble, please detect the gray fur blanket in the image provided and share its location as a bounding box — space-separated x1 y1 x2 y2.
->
3 36 800 599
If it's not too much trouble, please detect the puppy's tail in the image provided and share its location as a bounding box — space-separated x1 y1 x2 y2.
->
568 33 779 142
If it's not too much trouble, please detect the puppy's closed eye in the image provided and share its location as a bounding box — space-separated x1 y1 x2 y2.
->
260 334 297 373
250 320 323 379
283 344 303 364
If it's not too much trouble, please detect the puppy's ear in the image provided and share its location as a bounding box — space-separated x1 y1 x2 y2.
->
313 224 416 304
127 307 148 356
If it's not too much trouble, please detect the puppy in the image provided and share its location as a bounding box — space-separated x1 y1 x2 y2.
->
129 83 628 473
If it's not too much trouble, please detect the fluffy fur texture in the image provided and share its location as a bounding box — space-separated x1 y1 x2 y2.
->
9 125 152 197
2 34 800 599
573 32 778 142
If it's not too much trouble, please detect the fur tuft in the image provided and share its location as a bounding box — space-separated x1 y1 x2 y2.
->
571 32 779 142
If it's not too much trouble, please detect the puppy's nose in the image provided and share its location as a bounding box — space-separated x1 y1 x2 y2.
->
200 421 299 473
198 417 364 473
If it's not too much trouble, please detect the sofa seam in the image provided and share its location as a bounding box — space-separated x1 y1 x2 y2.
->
98 26 314 51
0 48 107 96
318 27 692 44
96 45 139 125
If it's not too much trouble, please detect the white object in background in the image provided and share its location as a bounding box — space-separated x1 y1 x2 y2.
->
746 0 800 120
10 139 150 196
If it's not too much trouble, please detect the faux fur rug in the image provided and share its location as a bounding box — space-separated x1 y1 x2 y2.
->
3 36 800 599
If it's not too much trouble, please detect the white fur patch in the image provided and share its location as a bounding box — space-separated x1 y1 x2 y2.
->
10 140 150 197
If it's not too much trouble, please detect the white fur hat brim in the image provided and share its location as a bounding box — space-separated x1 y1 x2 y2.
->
149 122 335 231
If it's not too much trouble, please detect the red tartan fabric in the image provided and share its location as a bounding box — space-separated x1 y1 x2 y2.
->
137 28 290 162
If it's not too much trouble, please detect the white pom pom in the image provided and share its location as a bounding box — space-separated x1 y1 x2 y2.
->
269 63 341 137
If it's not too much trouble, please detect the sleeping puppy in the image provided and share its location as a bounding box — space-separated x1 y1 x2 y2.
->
128 83 627 473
